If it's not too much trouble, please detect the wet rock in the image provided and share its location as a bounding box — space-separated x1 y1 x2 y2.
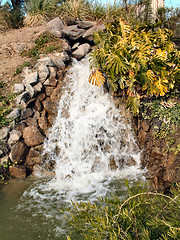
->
8 130 22 147
48 114 55 125
77 21 94 29
7 108 20 120
23 126 44 147
25 84 37 98
44 77 57 87
0 127 10 141
45 86 55 96
46 17 64 38
126 156 137 166
25 146 43 167
38 116 48 131
21 108 34 120
9 141 29 164
13 83 24 94
109 156 118 170
83 24 105 41
62 25 85 40
9 165 26 178
58 52 70 64
42 98 57 115
72 43 90 60
23 72 38 86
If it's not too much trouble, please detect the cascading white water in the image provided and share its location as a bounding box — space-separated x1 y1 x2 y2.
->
1 56 145 240
39 56 143 201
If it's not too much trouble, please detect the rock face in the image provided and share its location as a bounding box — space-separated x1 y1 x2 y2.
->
23 126 44 147
1 18 108 181
138 117 180 192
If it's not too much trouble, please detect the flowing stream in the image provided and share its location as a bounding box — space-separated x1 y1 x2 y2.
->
0 57 145 240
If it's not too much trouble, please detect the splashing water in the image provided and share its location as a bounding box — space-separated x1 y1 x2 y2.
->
0 56 145 240
39 56 143 201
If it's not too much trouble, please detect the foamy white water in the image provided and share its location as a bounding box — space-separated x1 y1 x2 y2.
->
39 56 143 201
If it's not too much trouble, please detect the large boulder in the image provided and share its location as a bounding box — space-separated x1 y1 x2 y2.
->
23 126 44 147
72 43 90 60
62 25 85 40
9 141 29 164
83 24 105 41
46 17 64 38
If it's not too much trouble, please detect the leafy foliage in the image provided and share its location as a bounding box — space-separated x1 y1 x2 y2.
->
89 69 105 87
64 183 180 240
89 19 180 115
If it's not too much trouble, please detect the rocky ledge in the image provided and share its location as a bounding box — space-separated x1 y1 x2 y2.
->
0 17 105 179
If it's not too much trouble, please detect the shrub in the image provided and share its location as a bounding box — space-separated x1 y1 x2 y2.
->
89 20 180 115
64 183 180 240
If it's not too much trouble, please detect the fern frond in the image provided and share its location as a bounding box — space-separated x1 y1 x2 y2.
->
88 69 105 87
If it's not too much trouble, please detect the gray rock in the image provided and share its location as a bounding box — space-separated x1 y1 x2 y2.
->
37 64 49 82
0 127 9 141
21 67 32 78
53 51 70 63
37 57 55 67
9 141 29 164
77 21 94 29
72 43 90 60
25 84 37 98
62 25 85 40
49 67 57 78
23 126 44 147
8 130 22 147
21 108 34 120
16 91 31 105
83 24 105 41
23 72 38 86
64 18 76 26
46 17 64 38
34 82 43 92
13 83 24 94
52 58 65 70
61 39 71 52
7 108 21 120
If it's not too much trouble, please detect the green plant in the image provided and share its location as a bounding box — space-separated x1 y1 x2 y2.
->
14 61 32 76
22 31 63 58
64 183 180 240
89 20 180 115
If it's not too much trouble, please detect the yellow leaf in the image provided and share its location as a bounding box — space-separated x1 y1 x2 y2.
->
89 70 105 87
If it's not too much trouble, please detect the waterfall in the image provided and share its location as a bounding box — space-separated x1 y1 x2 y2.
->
37 56 143 201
